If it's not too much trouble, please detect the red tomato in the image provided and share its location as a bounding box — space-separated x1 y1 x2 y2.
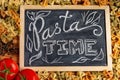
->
0 58 19 80
15 69 39 80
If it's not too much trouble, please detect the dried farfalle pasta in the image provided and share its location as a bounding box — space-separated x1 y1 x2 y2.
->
82 0 91 5
0 0 120 80
41 0 48 6
0 10 20 44
95 0 109 5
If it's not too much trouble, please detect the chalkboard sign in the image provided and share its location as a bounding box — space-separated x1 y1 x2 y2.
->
20 5 112 71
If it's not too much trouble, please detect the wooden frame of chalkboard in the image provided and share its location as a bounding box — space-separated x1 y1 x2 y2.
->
20 5 112 71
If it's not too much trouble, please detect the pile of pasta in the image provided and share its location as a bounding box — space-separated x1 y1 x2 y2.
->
0 0 120 80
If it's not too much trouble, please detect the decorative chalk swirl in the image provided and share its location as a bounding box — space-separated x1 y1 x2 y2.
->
80 11 103 36
26 11 51 65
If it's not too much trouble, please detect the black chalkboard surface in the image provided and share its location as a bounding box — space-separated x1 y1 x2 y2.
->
20 5 112 71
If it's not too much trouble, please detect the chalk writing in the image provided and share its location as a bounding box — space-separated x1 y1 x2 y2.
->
29 51 42 65
26 34 33 53
85 39 98 56
43 40 56 55
92 48 104 61
69 39 84 55
25 10 106 66
72 57 90 63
